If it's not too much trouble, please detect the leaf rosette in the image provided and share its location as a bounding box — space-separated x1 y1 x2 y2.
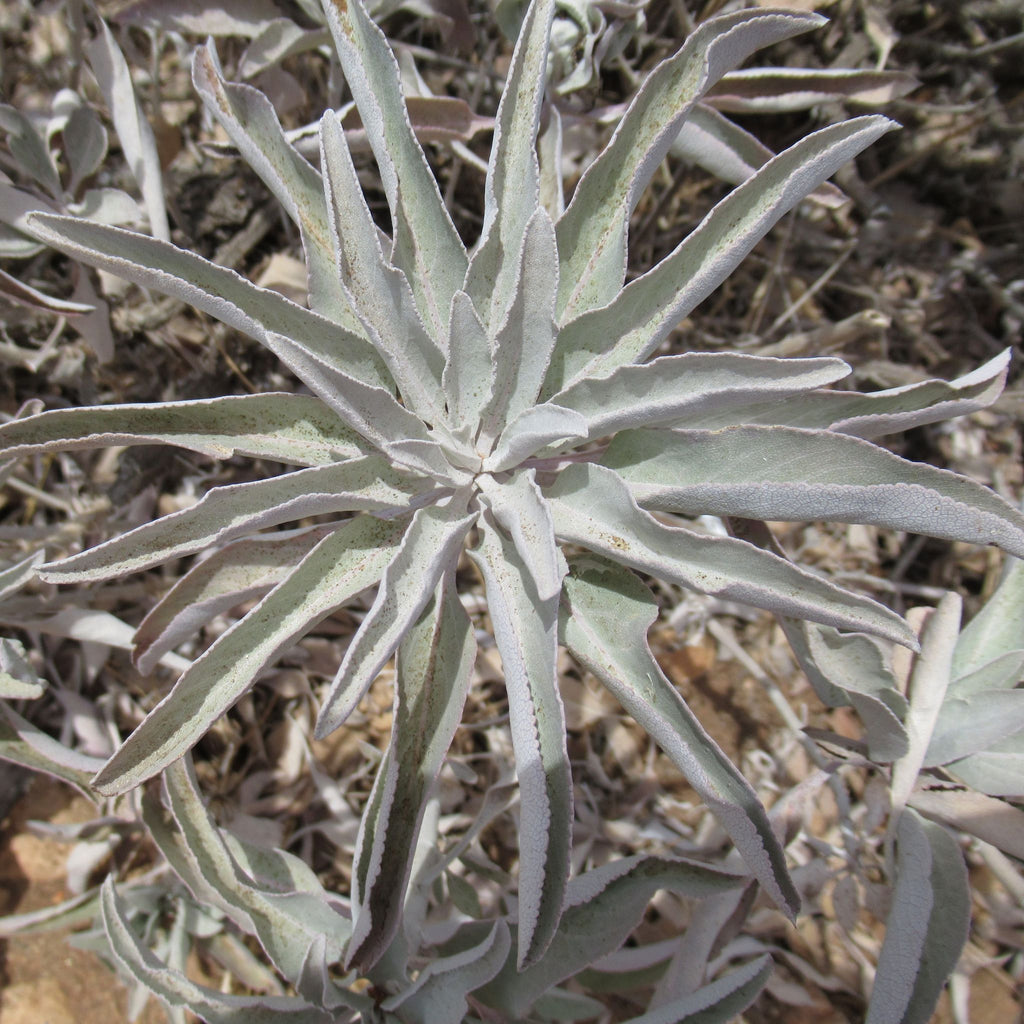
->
5 0 1024 974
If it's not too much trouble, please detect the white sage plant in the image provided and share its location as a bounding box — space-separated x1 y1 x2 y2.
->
4 0 1024 1014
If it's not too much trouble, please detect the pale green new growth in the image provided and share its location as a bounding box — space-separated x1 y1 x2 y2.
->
3 0 1023 1017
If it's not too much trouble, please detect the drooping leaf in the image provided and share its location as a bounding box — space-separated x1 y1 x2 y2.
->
469 514 572 968
952 554 1024 681
92 515 408 793
546 462 917 647
559 555 798 915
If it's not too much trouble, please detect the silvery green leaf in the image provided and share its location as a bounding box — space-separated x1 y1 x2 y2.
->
697 349 1011 439
0 105 62 196
670 102 775 187
24 214 391 389
0 394 367 467
479 855 744 1018
547 353 849 438
865 811 969 1024
133 525 337 674
464 0 554 331
908 787 1024 860
63 103 108 196
890 594 961 820
316 499 477 739
84 21 169 240
321 0 467 338
0 703 101 798
240 20 331 79
69 186 144 226
619 955 771 1024
0 888 99 938
952 555 1024 681
320 112 446 425
559 556 798 915
100 878 338 1022
192 44 355 326
546 463 917 647
0 180 57 254
92 515 407 794
478 470 564 602
925 691 1024 767
604 426 1024 559
443 290 493 431
946 732 1024 797
706 67 918 113
476 208 560 447
538 103 564 220
347 575 475 969
383 924 510 1024
948 651 1024 700
784 623 908 762
262 331 456 479
40 455 429 584
161 761 357 1008
0 638 44 699
549 116 896 391
554 9 824 322
469 515 571 968
484 404 588 473
0 266 94 315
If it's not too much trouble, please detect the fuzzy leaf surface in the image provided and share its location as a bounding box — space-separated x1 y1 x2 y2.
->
93 515 407 793
0 394 367 467
347 576 476 970
546 463 916 646
560 555 798 915
549 116 895 391
555 9 824 321
469 516 571 968
605 426 1024 558
40 456 430 583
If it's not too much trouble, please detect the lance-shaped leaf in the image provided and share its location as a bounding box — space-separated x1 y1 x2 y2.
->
952 553 1024 681
478 855 744 1017
694 348 1011 439
0 394 367 468
443 290 493 432
478 470 563 602
40 455 430 584
469 515 572 968
464 0 555 330
618 955 772 1024
92 514 408 794
866 811 969 1024
554 9 824 321
925 690 1024 767
890 594 962 823
262 330 461 482
321 0 467 338
160 760 359 1009
706 67 918 113
133 525 337 674
347 575 476 970
320 112 446 425
192 44 355 327
100 880 337 1024
476 208 560 448
315 499 477 738
559 555 798 915
945 732 1024 797
381 921 511 1024
604 426 1024 558
548 116 896 393
546 353 850 440
546 462 916 647
24 213 391 389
